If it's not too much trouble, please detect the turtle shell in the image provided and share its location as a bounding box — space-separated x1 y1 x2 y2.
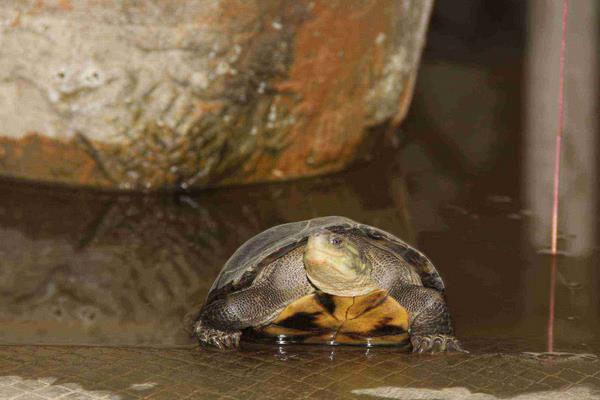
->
206 216 444 304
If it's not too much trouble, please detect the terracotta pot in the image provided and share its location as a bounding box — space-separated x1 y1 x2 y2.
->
0 0 433 190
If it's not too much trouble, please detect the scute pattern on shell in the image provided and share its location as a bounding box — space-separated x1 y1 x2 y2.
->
206 216 445 305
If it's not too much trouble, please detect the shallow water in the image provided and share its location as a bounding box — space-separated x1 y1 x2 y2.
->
2 42 600 400
1 115 598 355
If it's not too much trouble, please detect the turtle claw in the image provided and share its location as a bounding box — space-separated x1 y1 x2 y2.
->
447 338 468 353
194 321 241 350
220 333 241 350
411 334 467 354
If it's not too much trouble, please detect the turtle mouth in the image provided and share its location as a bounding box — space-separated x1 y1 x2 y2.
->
310 247 345 260
303 249 357 279
304 251 349 272
305 271 378 297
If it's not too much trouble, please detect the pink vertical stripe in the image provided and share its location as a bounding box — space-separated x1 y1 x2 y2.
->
547 0 569 354
550 0 569 254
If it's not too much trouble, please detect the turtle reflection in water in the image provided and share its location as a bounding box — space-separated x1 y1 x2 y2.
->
194 216 463 353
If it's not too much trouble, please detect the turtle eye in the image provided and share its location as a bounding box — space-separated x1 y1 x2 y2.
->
330 237 343 247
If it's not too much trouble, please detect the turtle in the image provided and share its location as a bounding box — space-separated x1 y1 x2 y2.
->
193 216 463 353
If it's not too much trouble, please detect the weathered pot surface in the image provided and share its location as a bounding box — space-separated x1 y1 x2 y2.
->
0 0 433 190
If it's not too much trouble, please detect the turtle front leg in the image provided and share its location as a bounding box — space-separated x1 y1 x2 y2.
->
194 299 244 350
411 333 464 353
389 285 465 353
194 265 313 350
194 320 241 350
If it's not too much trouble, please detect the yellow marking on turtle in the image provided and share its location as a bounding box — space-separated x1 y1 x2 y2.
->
336 290 410 345
253 290 410 346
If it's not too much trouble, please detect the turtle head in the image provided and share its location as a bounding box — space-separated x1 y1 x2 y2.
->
303 230 379 296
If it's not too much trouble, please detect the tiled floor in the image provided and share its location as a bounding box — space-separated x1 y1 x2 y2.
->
1 343 600 399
